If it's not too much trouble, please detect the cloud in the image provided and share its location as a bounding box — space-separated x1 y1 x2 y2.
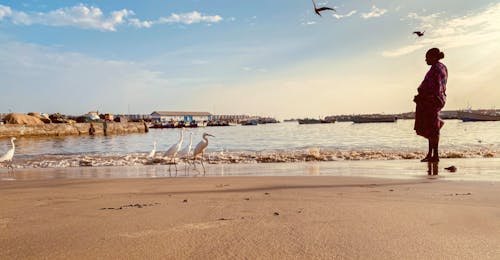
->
158 11 222 25
7 4 133 31
361 5 387 19
302 21 316 25
382 44 425 57
0 40 174 114
383 3 500 57
0 4 223 31
129 18 153 28
333 10 357 20
0 4 12 20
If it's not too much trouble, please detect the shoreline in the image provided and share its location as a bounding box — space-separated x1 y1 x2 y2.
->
1 175 499 259
3 147 499 169
3 158 500 182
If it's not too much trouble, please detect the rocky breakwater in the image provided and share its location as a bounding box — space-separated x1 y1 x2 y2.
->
0 122 148 138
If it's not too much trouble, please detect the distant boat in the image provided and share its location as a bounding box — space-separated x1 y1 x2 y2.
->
298 118 335 124
352 115 397 123
458 110 500 122
241 119 258 126
207 120 231 127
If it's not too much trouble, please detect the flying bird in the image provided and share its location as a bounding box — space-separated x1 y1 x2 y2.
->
312 0 336 16
0 137 16 171
413 31 425 37
192 133 215 175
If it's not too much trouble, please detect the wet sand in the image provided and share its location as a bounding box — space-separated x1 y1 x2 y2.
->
1 174 500 259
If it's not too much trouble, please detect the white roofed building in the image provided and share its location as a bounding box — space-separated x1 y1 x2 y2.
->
150 111 212 123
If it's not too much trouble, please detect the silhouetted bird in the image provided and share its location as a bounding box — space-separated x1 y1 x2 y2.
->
312 0 336 16
413 31 425 37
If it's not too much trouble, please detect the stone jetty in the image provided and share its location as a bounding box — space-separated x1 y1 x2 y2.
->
0 122 148 138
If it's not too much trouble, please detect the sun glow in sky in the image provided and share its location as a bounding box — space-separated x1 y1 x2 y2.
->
1 0 499 118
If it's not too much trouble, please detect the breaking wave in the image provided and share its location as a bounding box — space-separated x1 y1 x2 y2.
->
2 147 498 169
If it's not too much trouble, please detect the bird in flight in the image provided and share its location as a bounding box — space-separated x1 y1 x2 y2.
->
413 31 425 37
312 0 336 16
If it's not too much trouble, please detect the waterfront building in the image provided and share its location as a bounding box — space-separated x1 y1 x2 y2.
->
212 114 250 123
150 111 212 123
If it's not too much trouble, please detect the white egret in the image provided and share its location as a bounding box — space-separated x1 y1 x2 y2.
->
0 137 16 171
164 128 184 172
178 132 193 174
178 132 193 158
192 133 215 175
148 141 157 159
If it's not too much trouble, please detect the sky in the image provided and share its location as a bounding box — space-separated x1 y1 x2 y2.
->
0 0 499 119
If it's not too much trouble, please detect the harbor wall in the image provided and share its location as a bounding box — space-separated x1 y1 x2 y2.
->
0 122 148 139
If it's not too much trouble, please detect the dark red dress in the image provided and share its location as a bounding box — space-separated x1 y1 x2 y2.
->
414 62 448 138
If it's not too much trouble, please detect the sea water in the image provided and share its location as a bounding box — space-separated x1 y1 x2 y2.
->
1 120 499 169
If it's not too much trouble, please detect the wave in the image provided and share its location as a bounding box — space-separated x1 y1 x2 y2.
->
1 147 498 169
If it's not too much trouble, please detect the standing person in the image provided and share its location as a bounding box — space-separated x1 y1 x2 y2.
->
89 123 96 136
414 48 448 162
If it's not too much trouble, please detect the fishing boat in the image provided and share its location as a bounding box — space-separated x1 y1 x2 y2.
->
298 118 335 124
457 110 500 122
352 115 397 123
241 119 258 126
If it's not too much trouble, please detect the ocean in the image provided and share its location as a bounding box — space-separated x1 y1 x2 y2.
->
1 119 498 169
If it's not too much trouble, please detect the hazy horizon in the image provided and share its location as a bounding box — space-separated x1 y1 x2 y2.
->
1 0 499 119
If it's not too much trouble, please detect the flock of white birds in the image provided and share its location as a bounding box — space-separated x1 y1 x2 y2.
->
0 130 215 174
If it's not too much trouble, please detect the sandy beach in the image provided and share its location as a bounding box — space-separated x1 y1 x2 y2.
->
1 173 499 259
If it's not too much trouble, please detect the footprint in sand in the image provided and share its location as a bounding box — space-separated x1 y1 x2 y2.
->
0 218 12 228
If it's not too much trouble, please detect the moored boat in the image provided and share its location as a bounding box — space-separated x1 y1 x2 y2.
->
352 115 397 123
241 119 258 126
298 118 335 124
458 111 500 122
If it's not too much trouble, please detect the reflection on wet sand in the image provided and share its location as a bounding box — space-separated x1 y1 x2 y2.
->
427 162 439 176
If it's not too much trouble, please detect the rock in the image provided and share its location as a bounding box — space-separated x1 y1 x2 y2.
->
79 160 93 167
3 113 44 125
444 166 457 172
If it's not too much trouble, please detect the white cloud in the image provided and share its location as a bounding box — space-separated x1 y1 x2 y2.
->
0 4 12 20
158 11 223 25
383 3 500 57
129 18 153 28
333 10 357 20
0 4 223 31
0 41 174 114
361 5 387 19
382 44 425 57
11 4 133 31
302 21 316 25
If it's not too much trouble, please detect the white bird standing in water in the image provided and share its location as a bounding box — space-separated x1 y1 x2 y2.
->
165 128 184 172
192 133 215 175
0 137 17 171
178 132 193 158
178 132 194 174
148 141 157 159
